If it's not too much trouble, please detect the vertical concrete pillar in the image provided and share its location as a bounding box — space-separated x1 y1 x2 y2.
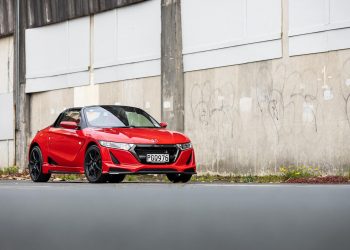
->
14 0 29 170
281 0 289 59
161 0 184 132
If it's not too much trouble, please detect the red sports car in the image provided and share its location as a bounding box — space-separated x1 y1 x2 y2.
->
28 105 196 183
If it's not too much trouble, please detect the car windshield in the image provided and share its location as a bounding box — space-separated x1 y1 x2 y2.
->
84 106 160 128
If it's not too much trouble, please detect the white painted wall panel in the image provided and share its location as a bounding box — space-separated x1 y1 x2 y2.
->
289 32 328 56
289 0 350 56
94 10 117 68
182 0 245 54
184 40 281 72
246 0 281 39
93 0 161 83
25 17 90 93
116 0 160 63
330 0 350 25
26 22 67 78
68 17 90 72
0 140 15 168
182 0 282 72
94 59 160 84
0 92 14 140
0 36 14 94
289 0 328 36
26 72 89 93
328 28 350 51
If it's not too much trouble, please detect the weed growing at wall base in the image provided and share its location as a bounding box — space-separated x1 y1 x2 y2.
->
0 166 19 175
280 165 321 181
0 166 348 183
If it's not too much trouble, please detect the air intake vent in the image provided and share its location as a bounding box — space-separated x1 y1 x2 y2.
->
110 152 120 164
48 157 58 165
186 152 192 165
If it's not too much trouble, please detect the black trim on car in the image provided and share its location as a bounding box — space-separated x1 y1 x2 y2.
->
130 144 180 165
48 170 81 174
110 152 120 165
109 170 196 175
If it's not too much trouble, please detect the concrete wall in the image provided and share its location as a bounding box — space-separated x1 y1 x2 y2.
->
185 49 350 175
23 0 350 175
30 88 74 139
0 36 14 168
98 76 161 121
30 76 161 139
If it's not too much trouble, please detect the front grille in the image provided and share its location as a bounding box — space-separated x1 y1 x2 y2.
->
132 144 179 164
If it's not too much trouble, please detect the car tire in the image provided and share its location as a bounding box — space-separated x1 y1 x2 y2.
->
180 174 192 183
108 174 125 183
84 145 107 183
166 173 182 183
29 146 51 182
166 173 192 183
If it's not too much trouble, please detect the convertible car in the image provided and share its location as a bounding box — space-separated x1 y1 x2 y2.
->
28 105 196 183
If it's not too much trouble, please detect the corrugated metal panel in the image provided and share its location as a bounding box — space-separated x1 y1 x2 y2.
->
0 0 14 38
0 0 146 37
26 0 147 29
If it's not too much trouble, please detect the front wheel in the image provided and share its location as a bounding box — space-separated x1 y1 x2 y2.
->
166 173 192 183
29 146 51 182
84 145 107 183
108 174 125 183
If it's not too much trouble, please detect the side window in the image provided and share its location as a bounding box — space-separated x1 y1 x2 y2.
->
59 110 81 127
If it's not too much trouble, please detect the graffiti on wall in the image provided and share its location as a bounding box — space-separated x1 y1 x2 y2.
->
188 55 350 173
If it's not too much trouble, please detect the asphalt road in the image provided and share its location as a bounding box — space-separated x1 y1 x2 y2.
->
0 181 349 250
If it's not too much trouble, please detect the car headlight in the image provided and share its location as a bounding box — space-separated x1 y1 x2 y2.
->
99 141 134 151
177 142 192 150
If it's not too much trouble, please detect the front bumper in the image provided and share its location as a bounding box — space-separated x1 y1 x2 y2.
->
100 145 196 175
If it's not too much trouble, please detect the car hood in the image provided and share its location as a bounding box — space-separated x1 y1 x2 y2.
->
88 127 191 144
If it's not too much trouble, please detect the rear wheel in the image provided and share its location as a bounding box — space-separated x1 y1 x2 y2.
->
29 146 51 182
166 173 192 183
108 174 125 183
84 145 107 183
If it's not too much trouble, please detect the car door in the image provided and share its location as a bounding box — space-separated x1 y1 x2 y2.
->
48 109 86 168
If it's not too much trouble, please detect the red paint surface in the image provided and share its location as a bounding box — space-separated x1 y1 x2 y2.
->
29 126 196 174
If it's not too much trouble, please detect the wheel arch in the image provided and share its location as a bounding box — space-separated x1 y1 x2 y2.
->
85 140 99 152
28 142 40 159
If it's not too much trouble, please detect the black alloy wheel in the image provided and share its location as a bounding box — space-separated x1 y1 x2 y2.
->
84 145 107 183
29 146 51 182
166 173 192 183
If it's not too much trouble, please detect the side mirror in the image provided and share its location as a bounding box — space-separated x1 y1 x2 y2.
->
60 121 79 130
159 122 168 128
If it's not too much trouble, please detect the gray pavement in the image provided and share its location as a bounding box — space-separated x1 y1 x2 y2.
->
0 180 349 250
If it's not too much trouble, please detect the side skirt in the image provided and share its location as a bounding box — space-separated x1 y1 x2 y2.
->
109 171 197 175
48 170 82 175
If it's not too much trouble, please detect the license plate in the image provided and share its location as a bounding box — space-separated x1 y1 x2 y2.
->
146 154 169 163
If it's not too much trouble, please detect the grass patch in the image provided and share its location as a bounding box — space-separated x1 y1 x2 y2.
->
192 174 284 183
0 164 348 184
0 166 19 175
280 165 320 181
59 174 82 181
125 174 168 182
